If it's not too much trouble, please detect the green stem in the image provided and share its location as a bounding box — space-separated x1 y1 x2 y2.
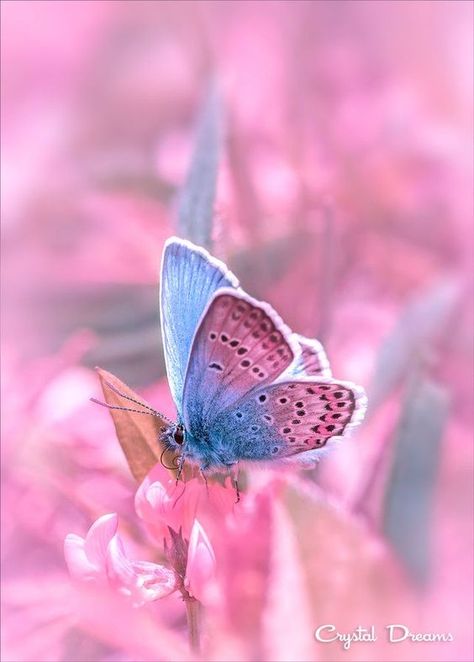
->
185 597 201 654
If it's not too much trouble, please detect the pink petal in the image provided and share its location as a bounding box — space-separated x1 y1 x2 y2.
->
261 501 314 661
106 536 176 606
64 534 99 580
185 519 216 602
105 534 136 587
130 561 176 601
146 481 175 514
135 476 189 536
134 481 154 527
84 513 118 570
134 464 172 521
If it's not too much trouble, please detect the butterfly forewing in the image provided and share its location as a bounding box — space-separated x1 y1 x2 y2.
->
182 289 297 430
160 238 239 415
214 379 366 461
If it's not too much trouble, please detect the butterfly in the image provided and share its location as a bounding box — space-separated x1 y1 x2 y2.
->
96 237 366 477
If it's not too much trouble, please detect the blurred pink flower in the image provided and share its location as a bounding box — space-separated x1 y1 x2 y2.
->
185 519 217 603
135 464 236 542
135 470 199 540
64 513 176 607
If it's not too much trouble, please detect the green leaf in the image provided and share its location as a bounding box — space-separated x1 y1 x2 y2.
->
177 84 222 249
383 375 449 585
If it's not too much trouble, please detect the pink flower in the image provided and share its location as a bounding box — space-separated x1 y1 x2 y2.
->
135 468 200 540
135 464 236 542
64 513 118 583
64 513 176 606
185 519 216 603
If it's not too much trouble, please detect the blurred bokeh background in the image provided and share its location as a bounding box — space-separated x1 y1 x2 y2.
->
1 1 473 661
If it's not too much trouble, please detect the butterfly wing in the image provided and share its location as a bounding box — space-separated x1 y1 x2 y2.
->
212 377 367 465
182 288 299 434
160 237 239 414
289 334 332 378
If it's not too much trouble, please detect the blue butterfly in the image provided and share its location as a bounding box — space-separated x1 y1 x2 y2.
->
156 237 367 473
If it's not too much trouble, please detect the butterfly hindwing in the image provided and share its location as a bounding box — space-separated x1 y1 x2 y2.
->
182 289 298 433
212 378 367 463
160 238 239 414
289 334 332 378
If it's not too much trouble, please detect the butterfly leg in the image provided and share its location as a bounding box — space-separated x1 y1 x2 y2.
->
199 468 210 497
175 454 186 484
233 477 240 504
227 463 240 504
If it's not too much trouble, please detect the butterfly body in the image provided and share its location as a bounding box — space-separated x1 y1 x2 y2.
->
157 238 367 473
160 414 243 470
162 417 281 471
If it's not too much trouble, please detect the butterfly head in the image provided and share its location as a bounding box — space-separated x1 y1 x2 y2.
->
160 421 187 453
173 424 185 446
160 422 230 471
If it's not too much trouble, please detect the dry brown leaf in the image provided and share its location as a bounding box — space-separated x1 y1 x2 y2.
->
96 367 175 483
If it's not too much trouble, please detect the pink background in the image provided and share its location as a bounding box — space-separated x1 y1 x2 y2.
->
1 2 473 661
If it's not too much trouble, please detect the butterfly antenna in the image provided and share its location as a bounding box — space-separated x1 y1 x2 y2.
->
90 397 164 417
100 378 173 425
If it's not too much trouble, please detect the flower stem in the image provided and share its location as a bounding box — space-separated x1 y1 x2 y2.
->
185 597 201 653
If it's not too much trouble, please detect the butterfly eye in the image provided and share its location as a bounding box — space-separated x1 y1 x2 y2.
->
173 426 184 445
